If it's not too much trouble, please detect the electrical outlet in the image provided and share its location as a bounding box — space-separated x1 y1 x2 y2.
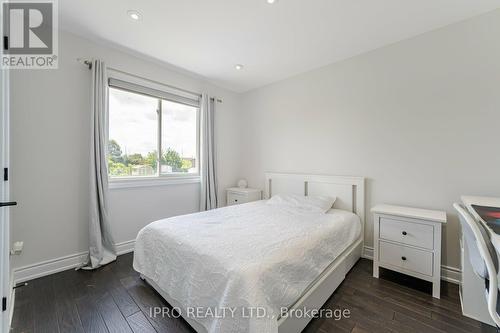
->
10 241 23 255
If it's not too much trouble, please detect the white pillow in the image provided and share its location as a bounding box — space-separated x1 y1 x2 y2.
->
267 194 336 213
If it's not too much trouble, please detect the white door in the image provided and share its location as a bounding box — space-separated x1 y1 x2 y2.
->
0 5 14 330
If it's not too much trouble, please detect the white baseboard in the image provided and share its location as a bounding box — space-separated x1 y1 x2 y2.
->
116 239 135 255
14 251 89 284
362 245 374 259
440 265 461 284
13 239 136 284
362 246 461 285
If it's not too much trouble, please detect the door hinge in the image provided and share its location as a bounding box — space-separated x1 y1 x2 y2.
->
3 168 8 181
3 36 8 51
1 297 6 311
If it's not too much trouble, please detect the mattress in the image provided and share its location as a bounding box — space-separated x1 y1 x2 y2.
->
133 200 361 333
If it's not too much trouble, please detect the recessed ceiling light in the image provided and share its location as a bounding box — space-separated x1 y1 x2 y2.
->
235 64 244 70
266 0 277 4
127 10 141 21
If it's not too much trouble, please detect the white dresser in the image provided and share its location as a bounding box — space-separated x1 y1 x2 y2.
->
226 187 262 206
372 204 447 298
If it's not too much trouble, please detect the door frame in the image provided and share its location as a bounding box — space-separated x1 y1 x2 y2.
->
0 1 12 330
0 69 10 333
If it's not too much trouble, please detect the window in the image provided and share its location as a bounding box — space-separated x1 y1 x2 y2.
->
107 78 200 181
160 100 198 174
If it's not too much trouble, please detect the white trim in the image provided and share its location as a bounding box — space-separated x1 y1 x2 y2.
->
108 77 201 108
14 252 89 284
441 265 462 284
362 245 374 259
107 68 201 102
9 291 14 328
13 239 137 284
8 271 14 328
116 240 136 255
1 63 11 333
363 245 461 284
109 176 200 189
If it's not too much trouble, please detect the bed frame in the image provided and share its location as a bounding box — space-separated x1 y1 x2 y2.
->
266 173 365 332
144 173 365 333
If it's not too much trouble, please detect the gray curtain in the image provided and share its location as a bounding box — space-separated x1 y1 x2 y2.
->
200 94 218 211
85 59 116 269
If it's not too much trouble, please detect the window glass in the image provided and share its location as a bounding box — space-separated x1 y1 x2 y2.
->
108 88 159 178
160 100 198 174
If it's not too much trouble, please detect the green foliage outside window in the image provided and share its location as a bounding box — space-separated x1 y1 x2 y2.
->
108 139 124 163
107 140 195 177
163 148 183 172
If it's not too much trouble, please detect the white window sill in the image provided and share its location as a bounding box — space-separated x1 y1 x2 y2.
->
109 176 201 190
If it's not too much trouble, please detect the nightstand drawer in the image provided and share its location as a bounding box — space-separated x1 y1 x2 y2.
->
227 192 247 205
379 217 434 250
379 241 433 276
226 187 261 206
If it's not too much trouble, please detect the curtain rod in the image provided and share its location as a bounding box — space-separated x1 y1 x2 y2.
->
77 58 223 103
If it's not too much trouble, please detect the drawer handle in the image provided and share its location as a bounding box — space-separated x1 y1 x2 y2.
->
401 256 407 261
402 231 407 236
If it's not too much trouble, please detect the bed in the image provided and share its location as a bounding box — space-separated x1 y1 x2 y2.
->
133 173 365 333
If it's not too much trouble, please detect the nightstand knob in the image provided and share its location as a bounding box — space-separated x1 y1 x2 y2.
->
235 199 238 202
402 231 407 235
401 256 407 261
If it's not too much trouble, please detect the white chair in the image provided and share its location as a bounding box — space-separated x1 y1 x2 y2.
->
454 203 500 327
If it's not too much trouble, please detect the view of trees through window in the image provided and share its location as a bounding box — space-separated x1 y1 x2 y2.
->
108 140 194 177
107 87 198 178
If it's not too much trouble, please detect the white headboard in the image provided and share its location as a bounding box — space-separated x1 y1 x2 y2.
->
264 173 365 239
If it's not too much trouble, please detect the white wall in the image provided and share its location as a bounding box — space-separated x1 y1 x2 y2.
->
239 10 500 269
10 31 242 269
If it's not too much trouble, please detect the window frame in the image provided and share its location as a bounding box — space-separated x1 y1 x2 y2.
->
106 71 201 189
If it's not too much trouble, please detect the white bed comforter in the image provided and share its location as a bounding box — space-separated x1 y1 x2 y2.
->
133 201 361 333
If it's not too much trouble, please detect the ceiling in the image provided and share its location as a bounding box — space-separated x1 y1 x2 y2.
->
60 0 500 92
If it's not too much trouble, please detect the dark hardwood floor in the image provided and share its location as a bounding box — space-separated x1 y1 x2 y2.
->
11 254 496 333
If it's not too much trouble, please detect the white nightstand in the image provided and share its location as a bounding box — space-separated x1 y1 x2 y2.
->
372 204 447 298
226 187 262 206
